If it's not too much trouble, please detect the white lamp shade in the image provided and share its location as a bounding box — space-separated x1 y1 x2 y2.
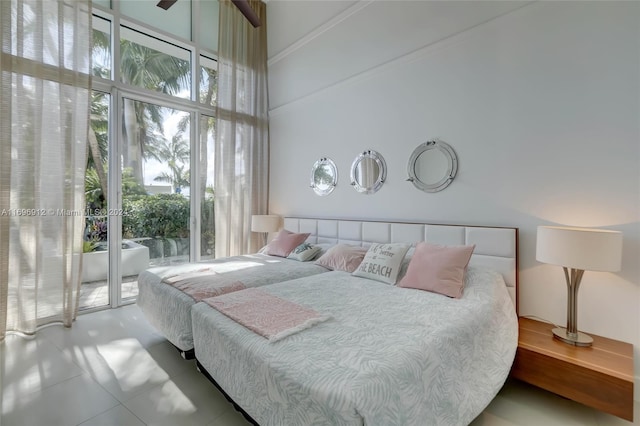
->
251 215 280 233
536 226 623 272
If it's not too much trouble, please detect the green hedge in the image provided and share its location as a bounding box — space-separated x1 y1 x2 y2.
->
81 192 217 259
123 193 190 239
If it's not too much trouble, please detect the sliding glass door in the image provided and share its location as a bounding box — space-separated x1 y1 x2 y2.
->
119 98 192 301
80 91 112 310
81 95 195 309
82 8 217 311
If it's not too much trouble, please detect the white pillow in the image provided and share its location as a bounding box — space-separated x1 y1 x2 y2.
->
352 243 411 284
287 243 322 262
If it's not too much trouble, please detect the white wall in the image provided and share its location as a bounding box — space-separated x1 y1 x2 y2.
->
266 1 640 397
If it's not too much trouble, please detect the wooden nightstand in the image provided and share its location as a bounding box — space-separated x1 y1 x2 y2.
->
511 317 634 421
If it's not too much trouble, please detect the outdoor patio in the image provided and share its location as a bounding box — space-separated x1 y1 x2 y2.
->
78 254 190 310
79 276 139 310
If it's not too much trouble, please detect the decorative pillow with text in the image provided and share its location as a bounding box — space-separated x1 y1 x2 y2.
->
352 243 411 284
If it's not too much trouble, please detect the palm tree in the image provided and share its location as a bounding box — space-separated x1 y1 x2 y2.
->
91 30 191 186
120 40 190 184
171 64 217 199
199 65 217 202
154 167 190 192
150 133 190 192
88 91 109 204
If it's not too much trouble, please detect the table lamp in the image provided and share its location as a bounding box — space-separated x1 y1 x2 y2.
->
251 215 280 245
536 226 623 346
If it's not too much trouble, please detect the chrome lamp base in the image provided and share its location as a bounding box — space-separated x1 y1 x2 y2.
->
554 266 593 347
552 327 593 347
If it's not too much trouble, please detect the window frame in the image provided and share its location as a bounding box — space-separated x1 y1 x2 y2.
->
88 1 218 309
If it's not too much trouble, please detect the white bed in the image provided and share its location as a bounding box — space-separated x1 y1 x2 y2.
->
137 253 329 356
191 218 519 425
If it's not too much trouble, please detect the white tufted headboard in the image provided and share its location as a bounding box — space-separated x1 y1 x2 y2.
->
283 217 519 313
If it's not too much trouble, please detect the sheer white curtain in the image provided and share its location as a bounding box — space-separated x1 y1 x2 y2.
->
0 0 91 340
214 0 269 257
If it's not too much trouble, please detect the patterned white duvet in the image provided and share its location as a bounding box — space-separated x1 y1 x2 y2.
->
137 254 328 351
192 267 518 426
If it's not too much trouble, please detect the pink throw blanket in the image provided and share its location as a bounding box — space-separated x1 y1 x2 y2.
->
204 288 330 342
162 269 246 301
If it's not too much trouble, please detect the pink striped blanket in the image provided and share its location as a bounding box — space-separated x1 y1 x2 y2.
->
162 269 246 301
204 288 331 342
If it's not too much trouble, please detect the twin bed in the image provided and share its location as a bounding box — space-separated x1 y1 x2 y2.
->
137 218 519 425
137 253 328 357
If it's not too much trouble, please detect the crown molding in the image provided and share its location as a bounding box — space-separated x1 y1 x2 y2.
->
267 0 374 67
268 1 535 116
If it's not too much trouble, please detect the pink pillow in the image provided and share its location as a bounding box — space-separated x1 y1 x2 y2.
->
314 244 368 273
264 230 310 257
397 242 475 298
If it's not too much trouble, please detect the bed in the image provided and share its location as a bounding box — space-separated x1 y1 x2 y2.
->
137 252 329 357
191 218 519 425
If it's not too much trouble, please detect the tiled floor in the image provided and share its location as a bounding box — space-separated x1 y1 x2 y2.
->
79 255 192 310
78 275 138 310
79 277 140 310
1 305 638 426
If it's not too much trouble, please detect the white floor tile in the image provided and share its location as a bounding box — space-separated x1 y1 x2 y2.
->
123 366 232 426
594 401 640 426
145 340 198 379
59 338 184 403
470 410 521 426
1 334 84 397
41 305 166 351
1 374 119 426
208 408 254 426
79 404 146 426
482 379 600 426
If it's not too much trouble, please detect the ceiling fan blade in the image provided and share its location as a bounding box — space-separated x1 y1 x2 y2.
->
156 0 261 28
231 0 262 28
157 0 178 10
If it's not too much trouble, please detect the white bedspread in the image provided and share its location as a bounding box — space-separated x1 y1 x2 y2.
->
137 254 328 351
192 267 518 426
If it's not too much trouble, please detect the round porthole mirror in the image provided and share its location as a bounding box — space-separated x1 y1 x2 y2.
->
407 139 458 193
310 158 338 196
350 150 387 194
